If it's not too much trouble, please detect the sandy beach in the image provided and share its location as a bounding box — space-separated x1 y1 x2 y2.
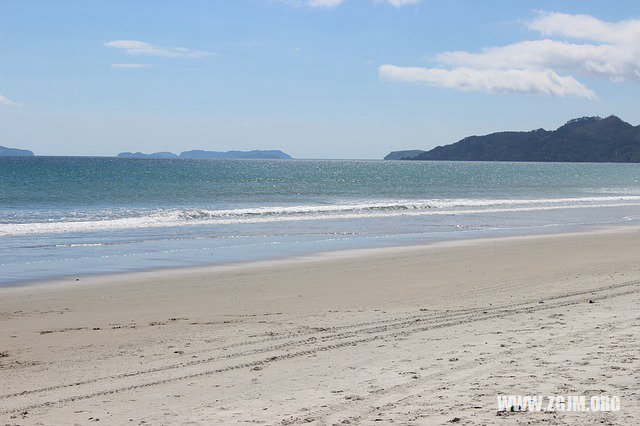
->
1 227 639 425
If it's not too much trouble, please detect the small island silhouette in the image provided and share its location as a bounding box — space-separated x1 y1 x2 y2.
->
117 149 292 160
0 145 34 157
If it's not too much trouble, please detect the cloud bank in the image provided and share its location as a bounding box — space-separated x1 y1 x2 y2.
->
379 65 596 98
104 40 213 58
380 12 640 98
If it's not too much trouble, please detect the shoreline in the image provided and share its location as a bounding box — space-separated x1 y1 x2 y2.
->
2 225 639 424
1 221 633 292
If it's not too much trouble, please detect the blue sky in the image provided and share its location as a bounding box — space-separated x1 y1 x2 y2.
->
2 0 640 158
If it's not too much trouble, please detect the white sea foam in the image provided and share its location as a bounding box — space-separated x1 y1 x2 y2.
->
2 196 640 236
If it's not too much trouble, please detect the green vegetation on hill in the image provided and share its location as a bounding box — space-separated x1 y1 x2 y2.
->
387 116 640 163
384 150 426 160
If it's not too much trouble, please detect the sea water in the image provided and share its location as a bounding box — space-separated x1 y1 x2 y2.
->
2 156 640 285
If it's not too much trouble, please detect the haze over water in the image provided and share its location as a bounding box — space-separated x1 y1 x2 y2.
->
2 156 640 285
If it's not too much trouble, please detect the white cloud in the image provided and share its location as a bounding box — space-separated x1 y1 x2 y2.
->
381 12 640 98
307 0 345 7
436 40 640 83
528 12 640 45
384 0 420 6
379 65 595 98
0 94 17 106
110 63 154 68
104 40 213 58
305 0 418 7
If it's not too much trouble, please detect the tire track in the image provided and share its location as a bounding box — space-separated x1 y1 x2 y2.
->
2 280 639 416
4 281 632 401
0 308 481 400
286 315 639 425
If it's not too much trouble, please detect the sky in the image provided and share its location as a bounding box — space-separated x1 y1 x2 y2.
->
2 0 640 159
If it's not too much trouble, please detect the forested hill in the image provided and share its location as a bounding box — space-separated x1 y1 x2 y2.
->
388 116 640 163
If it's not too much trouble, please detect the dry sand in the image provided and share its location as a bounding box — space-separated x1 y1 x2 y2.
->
1 227 639 425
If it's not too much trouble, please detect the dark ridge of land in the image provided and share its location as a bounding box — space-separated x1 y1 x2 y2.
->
386 116 640 163
0 145 34 157
116 150 292 160
383 150 426 160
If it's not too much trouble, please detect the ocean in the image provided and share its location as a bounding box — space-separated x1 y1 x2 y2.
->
2 156 640 285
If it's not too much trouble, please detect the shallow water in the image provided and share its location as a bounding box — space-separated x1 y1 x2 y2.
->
2 157 640 284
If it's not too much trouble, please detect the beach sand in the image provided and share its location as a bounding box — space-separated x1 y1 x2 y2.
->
1 228 639 424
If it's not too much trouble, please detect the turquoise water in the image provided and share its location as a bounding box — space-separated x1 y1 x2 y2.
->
2 157 640 284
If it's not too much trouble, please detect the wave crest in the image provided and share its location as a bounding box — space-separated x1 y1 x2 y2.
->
2 196 640 236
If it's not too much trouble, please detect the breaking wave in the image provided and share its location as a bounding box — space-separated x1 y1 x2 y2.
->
2 196 640 236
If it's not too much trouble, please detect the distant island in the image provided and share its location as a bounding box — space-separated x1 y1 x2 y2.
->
0 145 34 157
385 116 640 163
180 150 292 159
117 150 292 160
117 151 179 159
384 150 426 160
